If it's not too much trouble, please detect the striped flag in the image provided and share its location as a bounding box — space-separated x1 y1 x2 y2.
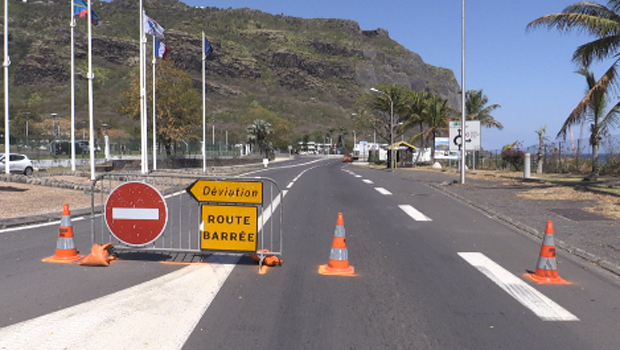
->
155 39 169 60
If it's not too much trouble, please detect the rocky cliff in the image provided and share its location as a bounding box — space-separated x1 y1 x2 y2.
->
2 0 461 139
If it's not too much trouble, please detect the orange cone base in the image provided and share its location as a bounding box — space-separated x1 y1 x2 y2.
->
318 264 355 276
524 272 569 285
42 253 85 264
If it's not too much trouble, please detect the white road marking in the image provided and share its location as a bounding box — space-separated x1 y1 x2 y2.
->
0 190 290 349
362 179 374 184
458 252 579 322
398 204 432 221
354 175 362 178
375 187 392 195
112 207 159 220
0 255 239 349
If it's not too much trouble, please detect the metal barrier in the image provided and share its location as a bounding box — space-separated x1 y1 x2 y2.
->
90 173 283 270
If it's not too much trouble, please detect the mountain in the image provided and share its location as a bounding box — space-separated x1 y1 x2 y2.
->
1 0 461 146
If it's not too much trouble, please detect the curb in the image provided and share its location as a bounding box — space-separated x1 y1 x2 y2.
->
425 180 620 277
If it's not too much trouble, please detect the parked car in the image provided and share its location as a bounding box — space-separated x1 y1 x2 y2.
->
0 153 34 176
342 154 353 162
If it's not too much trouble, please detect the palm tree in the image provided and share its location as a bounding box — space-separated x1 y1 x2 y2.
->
465 90 503 129
246 119 273 158
561 69 620 180
420 95 456 163
527 1 620 125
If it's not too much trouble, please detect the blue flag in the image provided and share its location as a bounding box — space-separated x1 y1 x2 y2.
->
204 37 213 57
73 0 100 26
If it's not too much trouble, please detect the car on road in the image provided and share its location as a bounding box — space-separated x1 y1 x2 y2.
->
342 154 353 162
0 153 34 176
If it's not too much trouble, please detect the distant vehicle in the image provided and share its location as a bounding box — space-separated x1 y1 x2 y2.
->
0 153 34 176
50 140 95 155
342 154 353 162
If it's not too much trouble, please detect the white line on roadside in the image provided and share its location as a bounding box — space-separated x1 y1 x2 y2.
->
398 204 432 221
458 252 579 322
0 189 290 350
362 179 374 184
374 187 392 195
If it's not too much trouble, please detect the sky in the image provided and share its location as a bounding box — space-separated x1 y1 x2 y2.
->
181 0 609 151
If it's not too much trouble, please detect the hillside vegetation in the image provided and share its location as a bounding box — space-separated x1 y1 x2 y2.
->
0 0 460 147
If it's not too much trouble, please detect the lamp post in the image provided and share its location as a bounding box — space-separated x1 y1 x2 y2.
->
51 113 59 139
370 87 394 169
23 112 30 146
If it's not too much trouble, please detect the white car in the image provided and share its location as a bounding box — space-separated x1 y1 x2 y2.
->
0 153 34 176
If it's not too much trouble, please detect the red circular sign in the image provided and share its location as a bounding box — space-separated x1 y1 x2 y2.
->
104 181 168 247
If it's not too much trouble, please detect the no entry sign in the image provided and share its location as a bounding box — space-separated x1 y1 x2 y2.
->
104 181 168 247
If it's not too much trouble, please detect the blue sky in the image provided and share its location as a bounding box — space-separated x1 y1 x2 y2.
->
182 0 609 150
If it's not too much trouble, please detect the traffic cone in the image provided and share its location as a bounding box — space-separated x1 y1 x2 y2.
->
43 204 84 263
524 221 569 284
319 213 354 276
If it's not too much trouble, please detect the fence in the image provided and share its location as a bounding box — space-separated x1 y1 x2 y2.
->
0 135 245 162
89 173 283 270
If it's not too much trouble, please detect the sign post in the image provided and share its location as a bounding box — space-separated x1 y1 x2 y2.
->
200 205 258 251
187 179 263 252
104 182 168 247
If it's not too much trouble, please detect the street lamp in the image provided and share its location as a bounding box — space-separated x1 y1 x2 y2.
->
370 87 394 169
23 112 30 146
51 113 58 138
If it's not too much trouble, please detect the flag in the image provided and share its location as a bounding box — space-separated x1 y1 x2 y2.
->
154 39 169 60
73 0 100 26
144 13 165 39
204 37 213 57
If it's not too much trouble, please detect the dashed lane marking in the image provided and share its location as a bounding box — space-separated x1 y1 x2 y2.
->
398 204 432 221
374 187 392 195
458 252 579 322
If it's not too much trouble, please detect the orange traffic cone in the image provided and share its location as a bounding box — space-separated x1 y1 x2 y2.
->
524 221 569 284
319 213 354 276
43 204 84 263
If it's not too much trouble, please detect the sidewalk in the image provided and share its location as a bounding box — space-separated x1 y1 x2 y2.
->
395 167 620 276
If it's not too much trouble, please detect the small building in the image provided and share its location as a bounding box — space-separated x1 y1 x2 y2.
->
387 141 418 168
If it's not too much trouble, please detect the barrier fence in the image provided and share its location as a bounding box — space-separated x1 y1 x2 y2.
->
90 173 283 270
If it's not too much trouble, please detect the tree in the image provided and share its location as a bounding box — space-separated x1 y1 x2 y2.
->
561 69 620 180
117 60 201 155
527 1 620 129
364 83 410 144
465 90 503 129
419 95 455 163
535 125 548 174
246 119 273 157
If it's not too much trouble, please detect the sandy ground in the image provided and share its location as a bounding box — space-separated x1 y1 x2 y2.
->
0 178 93 220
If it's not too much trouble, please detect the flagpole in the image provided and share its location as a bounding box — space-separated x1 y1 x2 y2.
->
139 7 147 174
3 0 10 174
87 0 95 181
70 5 76 172
152 36 157 171
202 31 207 173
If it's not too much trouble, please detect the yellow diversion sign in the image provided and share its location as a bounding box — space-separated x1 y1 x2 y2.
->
186 180 263 205
200 205 258 251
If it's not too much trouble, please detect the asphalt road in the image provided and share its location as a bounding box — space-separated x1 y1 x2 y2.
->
1 157 620 349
